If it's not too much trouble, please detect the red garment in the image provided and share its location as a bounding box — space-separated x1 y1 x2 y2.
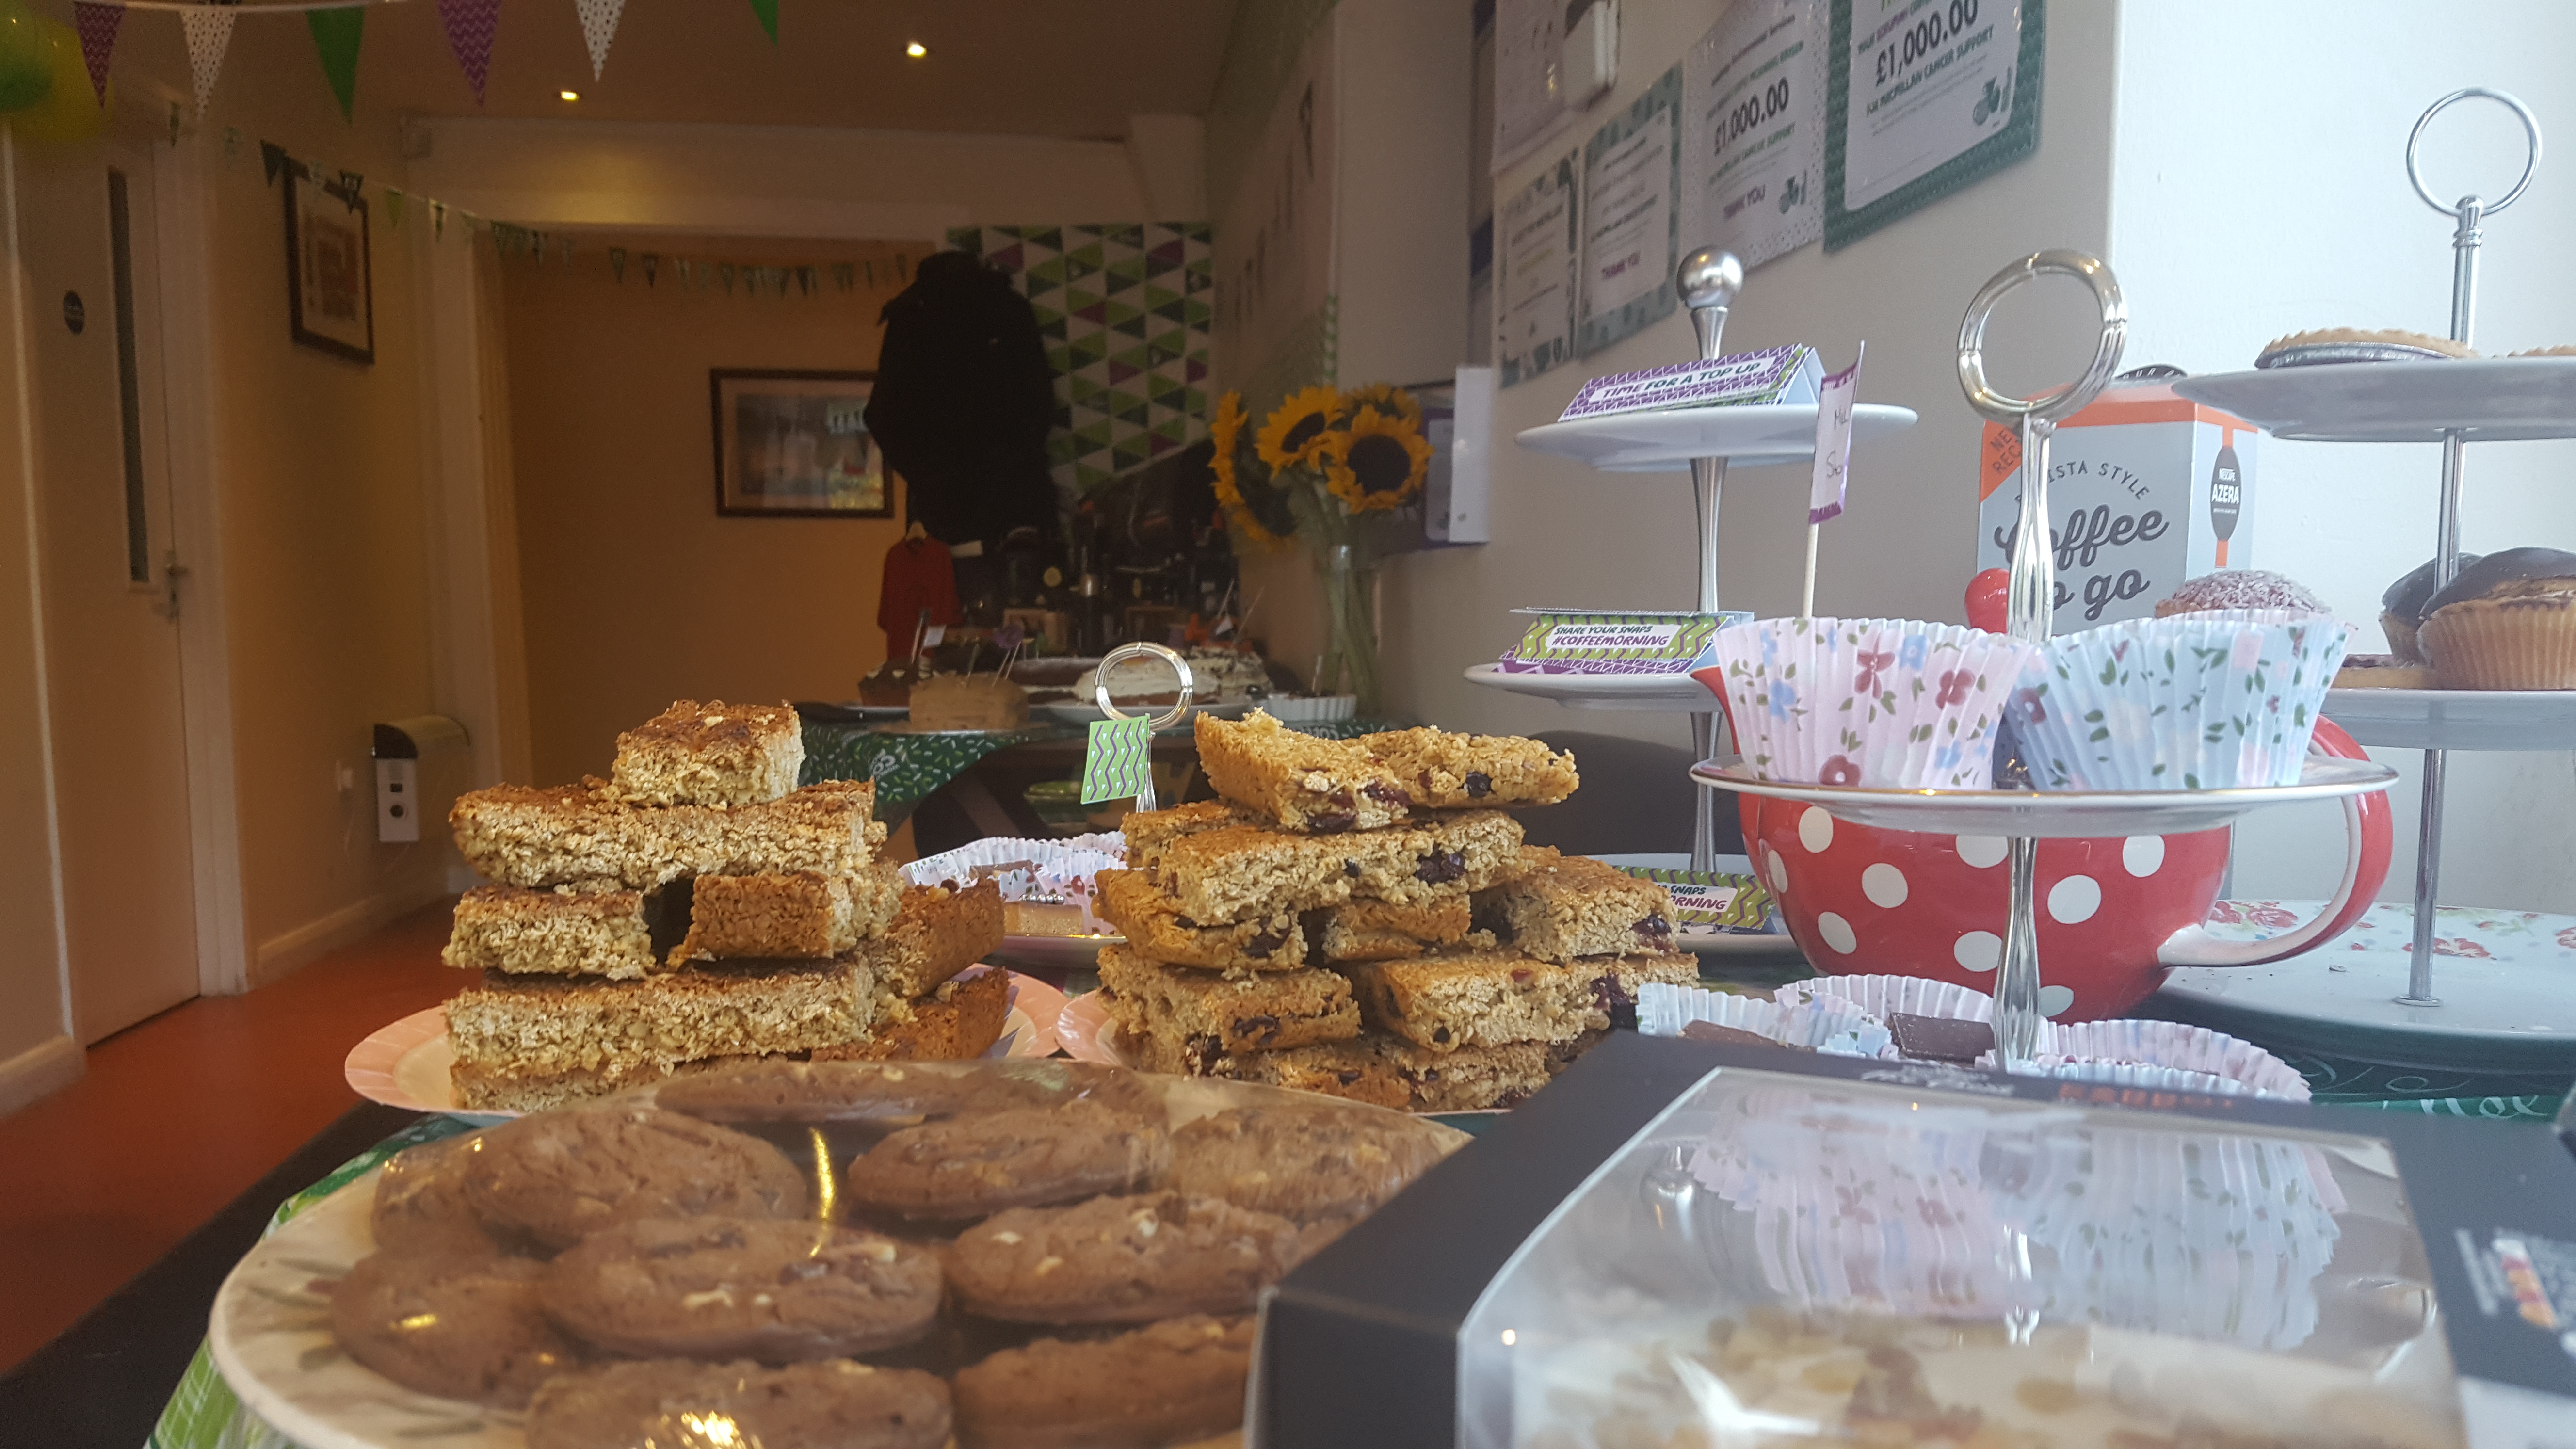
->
879 535 962 657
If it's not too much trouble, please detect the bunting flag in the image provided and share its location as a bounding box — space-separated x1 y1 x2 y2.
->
832 262 853 292
432 200 446 239
608 246 626 281
435 0 502 104
259 139 288 184
71 1 120 105
306 9 364 121
641 252 658 285
574 0 621 79
179 3 234 114
747 0 777 41
718 263 735 294
384 188 404 226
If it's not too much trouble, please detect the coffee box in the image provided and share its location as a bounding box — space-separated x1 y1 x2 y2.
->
1975 381 2261 632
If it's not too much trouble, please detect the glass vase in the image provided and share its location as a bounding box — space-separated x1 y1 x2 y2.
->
1315 541 1382 717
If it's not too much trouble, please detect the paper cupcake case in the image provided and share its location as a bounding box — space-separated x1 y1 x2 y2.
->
1637 982 1891 1057
2010 610 2348 791
1705 617 2038 790
1775 974 2309 1100
904 834 1126 932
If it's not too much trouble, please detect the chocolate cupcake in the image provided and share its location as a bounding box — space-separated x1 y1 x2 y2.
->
2380 554 2479 664
2151 569 2327 618
2417 547 2576 690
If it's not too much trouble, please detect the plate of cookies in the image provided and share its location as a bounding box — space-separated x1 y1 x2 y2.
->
211 1058 1466 1449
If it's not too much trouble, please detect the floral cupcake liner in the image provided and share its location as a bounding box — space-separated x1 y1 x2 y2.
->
1637 982 1891 1057
1703 617 2038 789
2011 609 2347 792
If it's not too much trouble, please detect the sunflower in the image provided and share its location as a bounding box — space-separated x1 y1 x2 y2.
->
1224 464 1300 548
1325 405 1433 513
1210 391 1248 460
1342 381 1422 429
1255 385 1343 469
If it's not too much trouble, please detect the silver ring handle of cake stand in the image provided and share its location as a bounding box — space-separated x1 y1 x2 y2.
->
1955 250 2127 1063
1093 642 1196 813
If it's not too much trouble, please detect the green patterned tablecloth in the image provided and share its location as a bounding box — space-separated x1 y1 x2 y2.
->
798 715 1401 825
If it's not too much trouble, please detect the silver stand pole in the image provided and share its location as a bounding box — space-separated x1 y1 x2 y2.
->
1679 249 1742 876
2396 87 2540 1003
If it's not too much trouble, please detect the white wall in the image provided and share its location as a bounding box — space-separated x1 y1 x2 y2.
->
2111 0 2576 910
1377 0 2125 765
409 118 1162 238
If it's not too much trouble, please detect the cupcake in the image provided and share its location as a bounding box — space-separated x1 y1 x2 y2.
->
1702 618 2038 790
2332 654 2439 690
2010 610 2348 791
2152 569 2327 618
2379 554 2476 664
2416 546 2576 690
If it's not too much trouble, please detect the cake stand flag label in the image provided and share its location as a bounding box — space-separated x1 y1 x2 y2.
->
180 5 235 114
71 1 120 105
575 0 623 79
1080 715 1153 804
1809 343 1863 524
436 0 503 105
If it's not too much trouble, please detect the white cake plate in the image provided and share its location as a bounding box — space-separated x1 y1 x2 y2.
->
1462 662 1717 711
2322 686 2576 751
1515 402 1919 472
2153 900 2576 1072
2170 357 2576 443
1689 756 2401 837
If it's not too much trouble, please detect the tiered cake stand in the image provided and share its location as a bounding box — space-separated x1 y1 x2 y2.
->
2162 89 2576 1069
1696 251 2400 1064
1487 249 1917 872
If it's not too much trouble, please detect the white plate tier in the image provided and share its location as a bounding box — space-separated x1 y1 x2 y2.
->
1515 402 1918 471
2154 900 2576 1073
2323 686 2576 751
2170 357 2576 442
1689 755 2399 837
1463 662 1720 712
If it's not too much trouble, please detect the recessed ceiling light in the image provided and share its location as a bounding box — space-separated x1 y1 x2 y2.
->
905 41 928 58
559 89 580 102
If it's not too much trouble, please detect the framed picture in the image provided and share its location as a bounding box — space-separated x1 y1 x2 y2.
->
284 167 374 363
710 369 891 517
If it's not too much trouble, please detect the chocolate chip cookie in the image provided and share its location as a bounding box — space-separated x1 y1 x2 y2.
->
844 1098 1172 1221
539 1216 943 1361
525 1358 951 1449
462 1107 809 1250
370 1131 500 1256
328 1250 577 1408
954 1315 1255 1449
945 1191 1302 1325
1166 1102 1453 1225
656 1059 1038 1125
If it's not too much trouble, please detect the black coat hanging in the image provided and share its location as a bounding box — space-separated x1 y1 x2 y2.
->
864 251 1063 549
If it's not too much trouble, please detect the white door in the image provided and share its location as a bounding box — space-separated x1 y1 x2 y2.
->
24 133 199 1040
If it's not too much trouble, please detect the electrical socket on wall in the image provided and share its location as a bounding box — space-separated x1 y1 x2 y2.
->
375 758 420 843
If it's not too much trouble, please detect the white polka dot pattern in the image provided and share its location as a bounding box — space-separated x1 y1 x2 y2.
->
2123 835 2166 877
1861 862 1908 909
1954 834 2007 869
1953 931 2002 973
1799 807 1835 853
1815 911 1857 954
2037 984 2077 1017
2048 875 2102 924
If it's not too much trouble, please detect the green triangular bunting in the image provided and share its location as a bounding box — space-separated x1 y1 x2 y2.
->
307 10 364 122
748 0 779 41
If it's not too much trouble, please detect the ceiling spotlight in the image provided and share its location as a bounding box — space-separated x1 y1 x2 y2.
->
559 89 580 102
905 41 928 58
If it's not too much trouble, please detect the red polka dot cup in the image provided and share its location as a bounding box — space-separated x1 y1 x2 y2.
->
1733 719 2393 1022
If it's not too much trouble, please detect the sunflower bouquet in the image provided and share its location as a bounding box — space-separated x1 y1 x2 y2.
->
1207 382 1434 712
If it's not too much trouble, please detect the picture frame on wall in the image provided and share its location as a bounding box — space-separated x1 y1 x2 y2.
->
283 167 374 364
710 369 892 518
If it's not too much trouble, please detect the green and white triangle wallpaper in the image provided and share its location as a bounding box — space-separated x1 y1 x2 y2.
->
949 223 1214 496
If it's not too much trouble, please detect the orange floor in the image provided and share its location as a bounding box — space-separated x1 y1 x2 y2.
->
0 898 461 1375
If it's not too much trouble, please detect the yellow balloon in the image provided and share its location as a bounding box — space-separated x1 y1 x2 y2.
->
11 21 106 145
